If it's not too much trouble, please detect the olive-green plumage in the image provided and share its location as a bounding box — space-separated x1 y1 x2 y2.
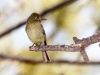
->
25 13 50 62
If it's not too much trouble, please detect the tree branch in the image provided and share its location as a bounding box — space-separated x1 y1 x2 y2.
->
29 44 81 52
30 32 100 62
0 0 76 38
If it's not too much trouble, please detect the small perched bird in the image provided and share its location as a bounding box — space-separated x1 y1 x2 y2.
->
25 12 51 62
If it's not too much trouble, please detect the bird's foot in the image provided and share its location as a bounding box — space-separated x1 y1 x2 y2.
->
37 45 41 50
29 44 35 49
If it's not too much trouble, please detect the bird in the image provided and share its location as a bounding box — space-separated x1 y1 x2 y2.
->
25 12 51 62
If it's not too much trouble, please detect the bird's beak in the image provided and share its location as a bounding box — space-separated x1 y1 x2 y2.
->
42 18 47 20
39 18 47 22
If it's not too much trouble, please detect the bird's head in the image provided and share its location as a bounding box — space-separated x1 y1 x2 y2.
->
27 13 46 23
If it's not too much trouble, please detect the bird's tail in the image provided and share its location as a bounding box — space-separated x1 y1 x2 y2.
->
42 51 51 62
42 41 51 62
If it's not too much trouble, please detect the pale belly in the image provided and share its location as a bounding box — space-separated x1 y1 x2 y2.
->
26 28 44 44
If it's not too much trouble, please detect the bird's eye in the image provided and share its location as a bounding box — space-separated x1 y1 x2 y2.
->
35 17 38 20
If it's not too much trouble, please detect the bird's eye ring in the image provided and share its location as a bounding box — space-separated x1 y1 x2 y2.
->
35 17 38 20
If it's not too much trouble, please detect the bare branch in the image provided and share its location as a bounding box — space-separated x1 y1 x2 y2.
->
73 32 100 47
73 32 100 62
0 54 100 65
29 44 81 52
30 32 100 62
0 0 76 38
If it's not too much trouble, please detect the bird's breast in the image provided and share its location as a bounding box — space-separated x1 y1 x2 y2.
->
26 24 44 43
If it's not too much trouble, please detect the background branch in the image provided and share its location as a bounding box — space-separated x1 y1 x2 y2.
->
0 21 26 37
0 54 100 65
0 0 76 38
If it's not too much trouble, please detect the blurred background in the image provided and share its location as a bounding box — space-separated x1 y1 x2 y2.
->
0 0 100 75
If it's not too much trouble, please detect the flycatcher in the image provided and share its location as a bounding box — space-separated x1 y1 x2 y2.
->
25 12 51 62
